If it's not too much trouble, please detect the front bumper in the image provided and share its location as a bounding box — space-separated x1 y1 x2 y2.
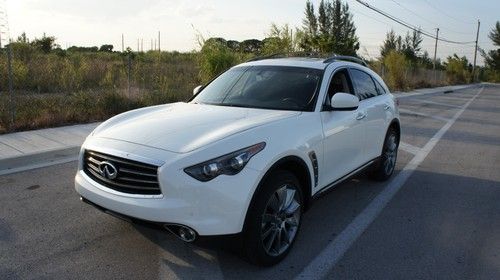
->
75 161 262 236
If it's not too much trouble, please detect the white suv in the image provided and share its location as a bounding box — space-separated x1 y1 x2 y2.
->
75 55 400 265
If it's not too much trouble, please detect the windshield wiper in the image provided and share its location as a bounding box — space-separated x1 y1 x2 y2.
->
221 103 256 108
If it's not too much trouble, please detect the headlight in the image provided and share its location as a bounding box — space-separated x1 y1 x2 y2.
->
184 142 266 182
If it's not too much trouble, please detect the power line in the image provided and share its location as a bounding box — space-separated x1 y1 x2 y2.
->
354 0 476 45
351 6 393 28
389 0 471 35
422 0 475 25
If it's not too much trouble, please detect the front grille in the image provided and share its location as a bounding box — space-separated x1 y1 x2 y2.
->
83 150 161 195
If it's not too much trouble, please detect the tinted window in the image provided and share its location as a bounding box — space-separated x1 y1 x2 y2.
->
374 79 387 95
193 66 323 111
350 69 378 100
327 69 353 100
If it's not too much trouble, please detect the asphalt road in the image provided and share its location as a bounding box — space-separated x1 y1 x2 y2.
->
1 84 499 279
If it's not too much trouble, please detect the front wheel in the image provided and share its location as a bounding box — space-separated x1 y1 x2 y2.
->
371 128 399 181
243 170 303 266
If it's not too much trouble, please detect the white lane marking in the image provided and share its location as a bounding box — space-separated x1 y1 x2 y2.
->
398 141 421 155
0 156 78 176
295 86 484 280
398 108 451 122
408 99 463 109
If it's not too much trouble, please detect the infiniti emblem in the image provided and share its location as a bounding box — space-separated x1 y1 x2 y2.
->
98 161 118 179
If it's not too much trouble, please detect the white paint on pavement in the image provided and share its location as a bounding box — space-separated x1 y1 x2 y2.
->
398 108 451 122
398 141 421 155
409 99 463 109
295 86 484 280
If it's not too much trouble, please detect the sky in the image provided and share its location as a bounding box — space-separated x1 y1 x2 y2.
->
1 0 499 65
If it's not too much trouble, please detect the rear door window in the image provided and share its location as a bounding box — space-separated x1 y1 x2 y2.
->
350 69 378 100
374 80 387 95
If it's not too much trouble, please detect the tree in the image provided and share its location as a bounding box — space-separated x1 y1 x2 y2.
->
226 40 240 51
17 32 29 44
300 0 359 55
380 30 400 58
482 21 500 72
31 34 58 53
380 29 422 62
239 39 263 53
99 44 114 52
261 24 297 55
402 30 423 62
488 21 500 46
67 46 98 52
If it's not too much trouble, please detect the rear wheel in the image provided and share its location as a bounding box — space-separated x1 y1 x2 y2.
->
243 170 303 266
371 128 399 181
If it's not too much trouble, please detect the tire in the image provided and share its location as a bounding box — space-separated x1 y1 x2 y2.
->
243 170 304 266
371 128 399 181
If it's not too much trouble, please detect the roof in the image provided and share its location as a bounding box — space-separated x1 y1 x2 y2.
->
239 57 328 69
239 56 366 70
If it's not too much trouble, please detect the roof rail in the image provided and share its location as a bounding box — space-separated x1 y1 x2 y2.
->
246 52 325 62
323 55 368 67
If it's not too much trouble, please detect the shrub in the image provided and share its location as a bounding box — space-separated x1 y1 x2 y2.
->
383 51 409 91
198 39 238 83
445 55 471 84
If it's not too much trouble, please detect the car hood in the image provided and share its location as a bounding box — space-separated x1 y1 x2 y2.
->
92 102 300 153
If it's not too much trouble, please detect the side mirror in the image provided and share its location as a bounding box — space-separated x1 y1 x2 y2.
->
193 85 203 96
330 92 359 111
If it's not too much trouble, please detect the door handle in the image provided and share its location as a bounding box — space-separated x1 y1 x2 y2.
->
356 112 366 120
384 104 391 110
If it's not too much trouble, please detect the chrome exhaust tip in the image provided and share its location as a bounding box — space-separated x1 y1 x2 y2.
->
164 224 197 242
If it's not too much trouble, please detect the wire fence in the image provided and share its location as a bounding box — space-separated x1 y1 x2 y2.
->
0 48 199 133
376 65 448 90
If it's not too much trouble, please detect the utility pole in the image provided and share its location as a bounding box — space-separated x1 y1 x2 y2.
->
158 31 161 52
433 28 439 70
472 19 481 83
7 43 14 129
433 28 440 83
141 38 143 52
121 34 124 52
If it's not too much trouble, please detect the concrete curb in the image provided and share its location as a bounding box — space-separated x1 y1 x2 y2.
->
0 146 80 176
392 84 479 98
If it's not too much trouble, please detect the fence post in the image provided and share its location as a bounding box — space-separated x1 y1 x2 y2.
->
127 54 131 97
7 43 14 130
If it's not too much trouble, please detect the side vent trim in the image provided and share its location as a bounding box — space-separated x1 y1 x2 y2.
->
308 151 318 187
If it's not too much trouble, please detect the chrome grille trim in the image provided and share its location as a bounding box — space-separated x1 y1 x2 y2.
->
83 150 161 195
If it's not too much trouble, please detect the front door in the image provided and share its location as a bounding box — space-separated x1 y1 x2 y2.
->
320 68 366 187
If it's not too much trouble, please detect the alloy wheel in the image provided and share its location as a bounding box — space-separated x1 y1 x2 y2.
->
384 134 398 175
260 184 301 257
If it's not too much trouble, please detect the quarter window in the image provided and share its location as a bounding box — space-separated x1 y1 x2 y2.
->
350 69 378 100
374 80 387 95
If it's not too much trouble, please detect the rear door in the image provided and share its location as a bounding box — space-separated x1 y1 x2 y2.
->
348 68 387 160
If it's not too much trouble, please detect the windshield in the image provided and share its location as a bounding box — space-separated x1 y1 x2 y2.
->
192 66 323 111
